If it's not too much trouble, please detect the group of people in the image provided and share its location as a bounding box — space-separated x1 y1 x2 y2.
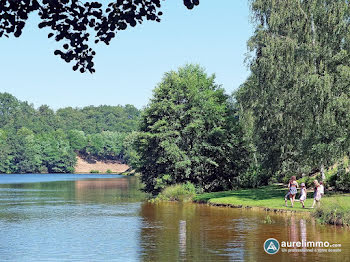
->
284 176 324 208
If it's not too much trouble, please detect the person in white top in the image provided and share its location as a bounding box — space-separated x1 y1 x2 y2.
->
311 180 322 208
299 183 307 208
319 181 325 196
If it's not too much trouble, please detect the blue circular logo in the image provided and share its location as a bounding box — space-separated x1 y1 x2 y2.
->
264 238 280 255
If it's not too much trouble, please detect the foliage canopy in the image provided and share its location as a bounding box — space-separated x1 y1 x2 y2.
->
135 65 251 194
0 0 199 73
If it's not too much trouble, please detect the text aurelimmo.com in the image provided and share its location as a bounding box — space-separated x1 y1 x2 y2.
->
281 241 342 253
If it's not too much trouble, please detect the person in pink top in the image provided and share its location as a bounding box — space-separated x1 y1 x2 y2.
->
285 176 298 208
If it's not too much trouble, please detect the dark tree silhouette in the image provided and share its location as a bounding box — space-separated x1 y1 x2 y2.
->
0 0 199 73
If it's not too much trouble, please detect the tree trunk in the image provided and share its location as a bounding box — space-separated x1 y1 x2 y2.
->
321 164 325 181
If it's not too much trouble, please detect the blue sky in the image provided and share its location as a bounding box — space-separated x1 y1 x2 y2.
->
0 0 253 109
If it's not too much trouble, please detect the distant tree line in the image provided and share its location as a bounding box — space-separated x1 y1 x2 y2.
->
0 92 140 173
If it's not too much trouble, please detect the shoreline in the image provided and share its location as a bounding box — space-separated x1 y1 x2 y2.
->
192 185 350 226
201 201 310 214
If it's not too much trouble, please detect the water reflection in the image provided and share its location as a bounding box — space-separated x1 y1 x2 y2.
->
179 220 186 260
75 178 129 190
0 175 349 262
140 202 350 262
74 178 143 204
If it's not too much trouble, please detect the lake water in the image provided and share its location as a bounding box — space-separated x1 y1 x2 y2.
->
0 174 349 261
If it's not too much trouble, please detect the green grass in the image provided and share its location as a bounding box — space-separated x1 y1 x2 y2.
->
194 185 350 213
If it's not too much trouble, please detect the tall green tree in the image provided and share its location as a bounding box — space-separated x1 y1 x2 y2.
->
136 65 251 194
236 0 350 180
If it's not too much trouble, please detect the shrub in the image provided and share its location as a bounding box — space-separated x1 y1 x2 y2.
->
297 176 314 188
335 165 350 192
106 169 113 174
90 170 99 174
325 162 350 192
154 182 196 202
238 165 266 188
312 197 350 226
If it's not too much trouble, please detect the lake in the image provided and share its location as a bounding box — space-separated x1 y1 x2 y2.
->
0 174 349 261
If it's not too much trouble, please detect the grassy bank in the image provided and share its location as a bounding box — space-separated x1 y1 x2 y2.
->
194 185 311 211
151 182 196 202
193 185 350 225
312 196 350 226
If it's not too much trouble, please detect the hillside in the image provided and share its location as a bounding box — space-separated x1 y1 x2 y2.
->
74 156 130 174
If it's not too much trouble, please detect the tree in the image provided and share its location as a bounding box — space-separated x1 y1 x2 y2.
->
13 128 42 173
35 105 58 132
135 64 251 194
123 131 142 169
67 129 87 152
236 0 350 181
0 0 199 73
38 130 76 173
0 129 13 174
56 104 141 133
83 131 126 159
0 92 36 131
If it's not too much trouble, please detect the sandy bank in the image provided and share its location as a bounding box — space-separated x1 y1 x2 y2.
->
74 156 130 174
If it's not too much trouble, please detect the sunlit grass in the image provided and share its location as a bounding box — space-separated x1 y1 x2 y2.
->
194 185 350 213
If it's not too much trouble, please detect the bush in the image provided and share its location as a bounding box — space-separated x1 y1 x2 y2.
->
90 170 99 173
238 165 266 188
312 197 350 226
106 169 113 174
297 176 314 188
326 162 350 192
154 182 196 202
335 165 350 192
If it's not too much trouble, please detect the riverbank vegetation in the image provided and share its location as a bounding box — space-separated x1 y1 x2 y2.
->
312 197 350 226
152 182 197 202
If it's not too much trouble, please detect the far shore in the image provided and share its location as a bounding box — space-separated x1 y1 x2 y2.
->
74 156 130 174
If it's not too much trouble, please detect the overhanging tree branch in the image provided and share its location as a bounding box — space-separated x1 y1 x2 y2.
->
0 0 200 73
